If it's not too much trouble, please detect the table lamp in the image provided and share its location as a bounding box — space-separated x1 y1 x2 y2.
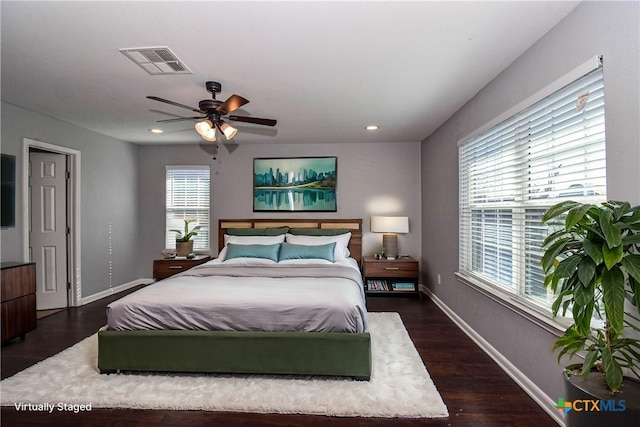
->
370 216 409 259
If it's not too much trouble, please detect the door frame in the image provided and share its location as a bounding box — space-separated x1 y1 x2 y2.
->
22 138 82 307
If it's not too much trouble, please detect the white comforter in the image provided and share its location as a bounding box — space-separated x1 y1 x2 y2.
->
106 258 368 333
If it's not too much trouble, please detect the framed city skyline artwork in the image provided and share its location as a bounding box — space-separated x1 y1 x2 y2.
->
253 156 337 212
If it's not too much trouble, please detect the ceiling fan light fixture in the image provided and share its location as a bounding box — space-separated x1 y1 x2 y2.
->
220 122 238 140
200 127 217 142
195 119 213 136
147 81 276 142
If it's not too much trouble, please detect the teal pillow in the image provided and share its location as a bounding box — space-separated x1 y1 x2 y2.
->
226 227 289 236
225 243 281 262
279 242 336 262
288 228 350 236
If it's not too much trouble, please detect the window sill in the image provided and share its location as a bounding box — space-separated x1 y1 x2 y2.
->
455 272 569 337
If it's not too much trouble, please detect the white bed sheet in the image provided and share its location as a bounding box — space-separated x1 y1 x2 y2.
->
107 258 368 333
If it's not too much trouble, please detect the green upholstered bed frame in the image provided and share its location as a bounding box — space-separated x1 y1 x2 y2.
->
98 329 371 379
97 219 371 380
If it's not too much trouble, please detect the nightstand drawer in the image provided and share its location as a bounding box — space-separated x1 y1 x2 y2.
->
363 261 418 278
153 256 211 280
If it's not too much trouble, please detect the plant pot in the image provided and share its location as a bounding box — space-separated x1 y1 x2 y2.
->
175 240 193 257
562 365 640 427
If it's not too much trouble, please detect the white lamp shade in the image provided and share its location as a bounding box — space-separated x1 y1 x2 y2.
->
200 127 217 142
220 122 238 140
195 119 213 136
370 216 409 233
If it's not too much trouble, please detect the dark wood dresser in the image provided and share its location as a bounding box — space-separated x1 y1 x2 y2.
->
1 262 37 343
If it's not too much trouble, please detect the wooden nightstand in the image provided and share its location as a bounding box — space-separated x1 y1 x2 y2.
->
362 256 419 297
153 255 211 280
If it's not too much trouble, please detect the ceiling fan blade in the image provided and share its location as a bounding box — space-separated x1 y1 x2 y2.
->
157 116 204 123
147 96 204 114
228 115 277 127
216 94 249 114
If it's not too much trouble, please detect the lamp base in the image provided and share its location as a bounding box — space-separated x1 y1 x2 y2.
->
382 234 398 259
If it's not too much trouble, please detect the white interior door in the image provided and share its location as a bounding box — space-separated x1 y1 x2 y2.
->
30 151 68 310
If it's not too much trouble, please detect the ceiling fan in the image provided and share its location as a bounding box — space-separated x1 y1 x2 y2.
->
147 81 277 142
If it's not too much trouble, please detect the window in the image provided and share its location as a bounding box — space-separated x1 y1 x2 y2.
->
458 60 606 316
165 166 210 251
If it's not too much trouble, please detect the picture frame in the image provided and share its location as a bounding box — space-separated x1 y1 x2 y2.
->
253 156 337 212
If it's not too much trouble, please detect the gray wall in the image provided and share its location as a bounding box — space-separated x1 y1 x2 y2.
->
421 0 639 402
1 102 423 294
137 141 422 277
0 102 140 298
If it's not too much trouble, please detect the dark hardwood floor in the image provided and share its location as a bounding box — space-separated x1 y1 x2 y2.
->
1 288 557 426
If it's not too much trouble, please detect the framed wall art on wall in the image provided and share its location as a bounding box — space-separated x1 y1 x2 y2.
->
253 156 337 212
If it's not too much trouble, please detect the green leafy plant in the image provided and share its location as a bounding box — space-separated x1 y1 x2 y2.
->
170 219 201 242
542 200 640 393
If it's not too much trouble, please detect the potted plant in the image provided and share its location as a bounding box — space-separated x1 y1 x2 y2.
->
170 219 201 257
542 200 640 425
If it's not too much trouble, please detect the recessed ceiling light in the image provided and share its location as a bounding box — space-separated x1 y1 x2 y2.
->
365 125 379 131
149 128 164 134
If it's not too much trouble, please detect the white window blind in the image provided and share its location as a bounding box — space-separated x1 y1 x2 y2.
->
459 64 606 313
165 166 210 250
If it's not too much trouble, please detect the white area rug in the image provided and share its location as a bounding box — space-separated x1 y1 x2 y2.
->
1 312 448 418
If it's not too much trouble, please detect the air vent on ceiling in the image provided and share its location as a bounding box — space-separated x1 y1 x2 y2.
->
119 47 192 75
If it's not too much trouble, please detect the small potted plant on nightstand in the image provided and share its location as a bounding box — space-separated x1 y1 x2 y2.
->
541 200 640 426
170 219 201 257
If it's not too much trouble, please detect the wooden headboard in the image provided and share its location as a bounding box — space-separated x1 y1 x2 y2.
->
218 218 363 264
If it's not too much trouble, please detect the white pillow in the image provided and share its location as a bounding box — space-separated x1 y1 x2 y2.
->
223 234 286 245
217 246 229 261
285 232 351 261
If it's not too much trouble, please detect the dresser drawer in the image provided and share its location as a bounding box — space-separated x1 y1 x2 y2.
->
1 263 36 302
1 262 37 342
2 293 37 342
364 260 418 278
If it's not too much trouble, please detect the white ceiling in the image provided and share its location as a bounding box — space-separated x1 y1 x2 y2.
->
1 1 579 146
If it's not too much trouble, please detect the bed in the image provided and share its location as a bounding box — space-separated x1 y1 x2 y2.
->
97 218 371 380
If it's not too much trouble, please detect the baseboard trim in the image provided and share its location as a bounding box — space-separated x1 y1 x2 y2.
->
81 279 153 305
421 286 564 426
